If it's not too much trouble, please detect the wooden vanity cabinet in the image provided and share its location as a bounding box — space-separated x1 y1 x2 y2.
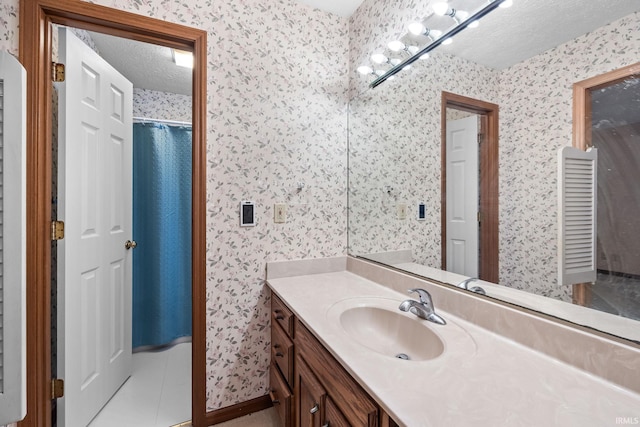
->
270 294 295 426
269 291 400 427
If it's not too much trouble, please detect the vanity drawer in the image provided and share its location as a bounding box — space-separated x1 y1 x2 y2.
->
271 319 294 386
272 293 294 337
269 363 293 427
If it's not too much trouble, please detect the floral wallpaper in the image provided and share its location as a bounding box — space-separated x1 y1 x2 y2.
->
133 88 192 123
1 0 348 413
348 8 640 302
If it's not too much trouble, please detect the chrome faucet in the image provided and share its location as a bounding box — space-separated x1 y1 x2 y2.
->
399 288 446 325
458 277 486 295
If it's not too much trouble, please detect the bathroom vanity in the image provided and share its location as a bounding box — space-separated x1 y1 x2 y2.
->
266 257 640 427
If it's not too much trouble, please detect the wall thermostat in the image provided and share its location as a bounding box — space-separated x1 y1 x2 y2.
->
240 201 256 227
417 202 426 220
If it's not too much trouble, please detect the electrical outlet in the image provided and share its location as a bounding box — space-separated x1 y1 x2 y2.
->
274 203 287 223
397 203 407 220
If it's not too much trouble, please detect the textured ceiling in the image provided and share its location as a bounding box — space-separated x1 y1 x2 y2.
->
89 31 192 96
439 0 640 70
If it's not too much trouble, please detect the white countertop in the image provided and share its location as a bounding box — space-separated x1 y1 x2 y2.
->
268 270 640 427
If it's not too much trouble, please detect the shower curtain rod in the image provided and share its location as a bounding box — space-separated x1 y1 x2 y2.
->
133 116 192 126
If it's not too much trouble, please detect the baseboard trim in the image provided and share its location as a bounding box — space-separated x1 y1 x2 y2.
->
205 395 273 425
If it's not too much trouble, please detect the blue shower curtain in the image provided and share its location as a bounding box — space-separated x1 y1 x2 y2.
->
132 122 192 350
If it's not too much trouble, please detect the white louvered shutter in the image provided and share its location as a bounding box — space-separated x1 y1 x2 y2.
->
0 50 27 425
558 146 597 287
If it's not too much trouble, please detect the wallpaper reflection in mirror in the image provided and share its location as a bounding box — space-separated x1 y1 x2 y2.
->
348 7 640 341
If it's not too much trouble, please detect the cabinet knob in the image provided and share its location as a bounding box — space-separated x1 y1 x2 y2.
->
310 404 319 414
275 315 285 320
322 424 330 427
275 352 284 357
273 343 281 349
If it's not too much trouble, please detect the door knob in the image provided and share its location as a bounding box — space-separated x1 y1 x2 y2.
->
125 240 137 250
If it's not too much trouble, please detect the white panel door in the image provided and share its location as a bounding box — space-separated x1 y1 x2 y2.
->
57 28 133 427
446 115 479 277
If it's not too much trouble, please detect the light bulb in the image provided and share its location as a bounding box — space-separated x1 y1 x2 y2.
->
390 58 402 66
456 10 469 20
432 2 449 16
374 69 386 77
468 20 479 28
500 0 513 8
407 45 420 55
420 53 430 60
357 65 373 75
371 53 388 64
408 22 426 36
403 64 412 71
429 29 443 39
388 40 405 52
442 37 453 45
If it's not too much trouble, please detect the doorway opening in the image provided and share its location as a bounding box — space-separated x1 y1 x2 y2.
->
51 26 194 426
19 1 207 426
441 91 499 283
572 62 640 318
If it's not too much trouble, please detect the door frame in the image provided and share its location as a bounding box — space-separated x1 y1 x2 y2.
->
441 91 499 283
571 61 640 306
18 0 208 426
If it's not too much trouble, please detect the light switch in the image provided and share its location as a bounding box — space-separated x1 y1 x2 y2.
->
274 203 287 223
397 203 407 220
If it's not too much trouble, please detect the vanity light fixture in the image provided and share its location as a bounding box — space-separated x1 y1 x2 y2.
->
432 2 469 23
172 49 193 68
368 0 510 88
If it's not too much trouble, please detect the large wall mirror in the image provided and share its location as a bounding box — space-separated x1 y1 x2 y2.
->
348 0 640 343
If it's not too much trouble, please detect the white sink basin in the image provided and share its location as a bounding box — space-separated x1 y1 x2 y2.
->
326 297 476 362
340 306 444 360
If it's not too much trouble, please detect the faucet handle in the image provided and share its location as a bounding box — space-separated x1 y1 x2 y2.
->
408 288 433 306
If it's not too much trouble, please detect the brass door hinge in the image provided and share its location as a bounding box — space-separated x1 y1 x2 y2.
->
52 62 65 82
477 211 483 223
52 378 64 399
51 220 65 240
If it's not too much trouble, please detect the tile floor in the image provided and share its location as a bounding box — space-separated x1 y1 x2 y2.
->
88 342 192 427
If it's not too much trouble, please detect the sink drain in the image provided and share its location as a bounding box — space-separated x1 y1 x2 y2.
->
395 353 410 360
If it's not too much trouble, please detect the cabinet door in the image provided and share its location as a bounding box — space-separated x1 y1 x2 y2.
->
324 397 350 427
296 355 326 427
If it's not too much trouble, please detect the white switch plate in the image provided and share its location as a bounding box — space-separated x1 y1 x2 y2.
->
397 203 407 220
274 203 287 223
